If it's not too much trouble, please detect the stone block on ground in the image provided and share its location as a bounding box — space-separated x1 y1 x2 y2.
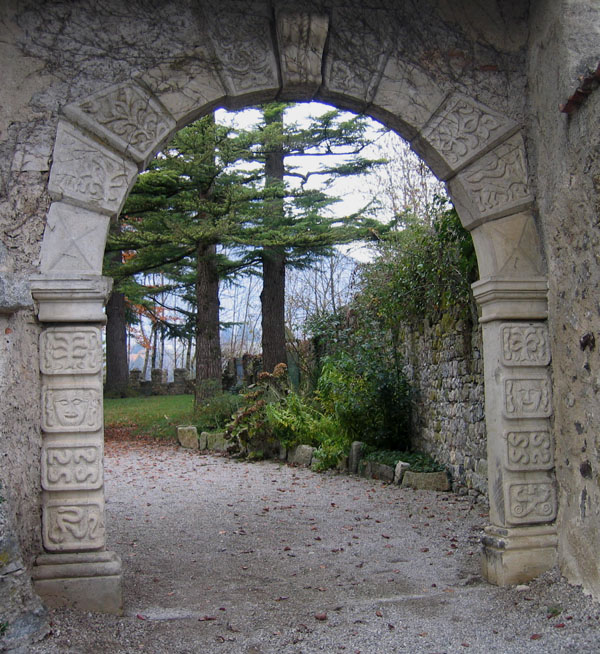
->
287 444 315 467
199 431 208 450
401 470 450 491
336 455 349 472
359 460 394 482
349 441 364 474
206 432 228 452
177 425 198 449
394 461 410 484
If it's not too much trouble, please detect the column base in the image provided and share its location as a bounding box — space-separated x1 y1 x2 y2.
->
32 550 122 615
481 524 557 586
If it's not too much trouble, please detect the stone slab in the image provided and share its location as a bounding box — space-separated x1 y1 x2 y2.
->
287 444 315 467
401 470 450 491
394 461 410 484
360 461 395 483
206 432 228 452
348 441 364 474
33 574 123 615
199 431 209 450
177 425 198 449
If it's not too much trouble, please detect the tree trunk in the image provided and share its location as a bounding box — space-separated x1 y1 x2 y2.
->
261 249 287 372
261 105 287 373
105 290 129 396
194 242 222 406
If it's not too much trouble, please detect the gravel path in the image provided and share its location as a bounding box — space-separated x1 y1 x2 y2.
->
28 438 600 654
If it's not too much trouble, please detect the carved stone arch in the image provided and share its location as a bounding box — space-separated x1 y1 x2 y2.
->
32 6 556 612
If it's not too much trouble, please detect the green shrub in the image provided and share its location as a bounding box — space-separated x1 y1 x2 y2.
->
195 392 244 432
317 350 411 451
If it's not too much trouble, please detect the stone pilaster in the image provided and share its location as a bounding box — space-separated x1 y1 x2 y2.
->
30 276 122 614
473 277 558 585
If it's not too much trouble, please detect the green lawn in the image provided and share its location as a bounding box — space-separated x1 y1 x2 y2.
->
104 392 243 441
104 394 195 441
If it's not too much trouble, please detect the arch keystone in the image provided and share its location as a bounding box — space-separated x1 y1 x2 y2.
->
203 0 279 108
276 12 329 100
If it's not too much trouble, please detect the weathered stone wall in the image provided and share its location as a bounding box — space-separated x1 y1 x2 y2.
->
526 0 600 597
401 312 487 495
0 0 598 633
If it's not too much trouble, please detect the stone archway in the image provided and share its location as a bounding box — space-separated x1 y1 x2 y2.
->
29 8 556 613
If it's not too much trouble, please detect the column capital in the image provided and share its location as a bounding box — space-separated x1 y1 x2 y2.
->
472 277 548 323
30 275 112 323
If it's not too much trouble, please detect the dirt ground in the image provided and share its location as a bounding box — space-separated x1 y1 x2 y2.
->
26 437 600 654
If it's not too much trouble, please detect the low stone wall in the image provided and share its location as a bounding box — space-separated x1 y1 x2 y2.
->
128 368 195 396
400 312 487 495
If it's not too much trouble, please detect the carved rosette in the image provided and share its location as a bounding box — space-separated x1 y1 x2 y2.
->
64 83 175 164
43 500 105 551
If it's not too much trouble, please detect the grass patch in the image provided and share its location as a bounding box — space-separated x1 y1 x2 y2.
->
363 448 445 472
104 393 244 442
104 395 194 441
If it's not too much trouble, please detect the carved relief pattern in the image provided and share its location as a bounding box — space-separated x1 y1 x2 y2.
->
42 445 102 490
504 378 552 418
207 9 277 92
44 502 105 550
506 431 553 471
422 97 506 168
78 86 172 155
458 136 531 217
41 328 102 375
502 324 550 366
51 126 134 210
42 386 102 432
508 483 556 523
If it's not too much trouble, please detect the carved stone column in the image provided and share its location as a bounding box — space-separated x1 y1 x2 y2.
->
30 276 122 614
473 278 558 585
